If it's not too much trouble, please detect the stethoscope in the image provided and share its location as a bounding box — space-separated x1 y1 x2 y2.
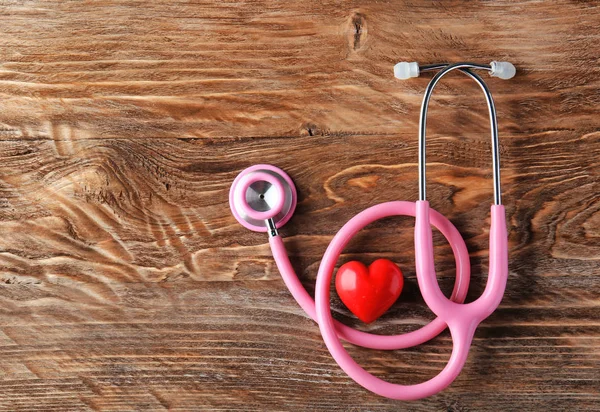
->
229 61 515 400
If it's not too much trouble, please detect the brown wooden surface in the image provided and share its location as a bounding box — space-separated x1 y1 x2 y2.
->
0 1 599 410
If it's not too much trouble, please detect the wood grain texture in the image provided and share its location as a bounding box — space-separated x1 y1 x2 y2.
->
0 0 599 410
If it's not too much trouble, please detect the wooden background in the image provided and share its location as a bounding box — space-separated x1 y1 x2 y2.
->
0 1 598 410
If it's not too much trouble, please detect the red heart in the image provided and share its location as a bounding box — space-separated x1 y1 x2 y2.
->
335 259 404 324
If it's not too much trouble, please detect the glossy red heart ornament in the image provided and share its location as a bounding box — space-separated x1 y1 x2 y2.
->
335 259 404 324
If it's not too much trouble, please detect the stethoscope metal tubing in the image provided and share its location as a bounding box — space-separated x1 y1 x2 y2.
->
266 218 278 237
418 62 502 205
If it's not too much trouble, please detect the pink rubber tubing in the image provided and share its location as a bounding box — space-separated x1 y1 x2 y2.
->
314 200 508 400
270 201 471 350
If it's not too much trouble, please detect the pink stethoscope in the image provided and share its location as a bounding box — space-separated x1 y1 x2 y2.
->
229 61 515 400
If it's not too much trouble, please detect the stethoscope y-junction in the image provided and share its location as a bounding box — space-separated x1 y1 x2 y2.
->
229 60 515 400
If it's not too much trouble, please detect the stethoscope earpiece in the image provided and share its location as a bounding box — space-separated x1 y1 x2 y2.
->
393 61 420 79
229 164 297 233
489 61 516 79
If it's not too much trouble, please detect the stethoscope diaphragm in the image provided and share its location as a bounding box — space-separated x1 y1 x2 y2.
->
229 164 297 233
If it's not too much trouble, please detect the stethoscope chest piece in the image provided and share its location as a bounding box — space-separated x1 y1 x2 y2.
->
229 164 297 232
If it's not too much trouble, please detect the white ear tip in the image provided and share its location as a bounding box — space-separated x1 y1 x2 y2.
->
394 62 420 80
490 61 516 79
